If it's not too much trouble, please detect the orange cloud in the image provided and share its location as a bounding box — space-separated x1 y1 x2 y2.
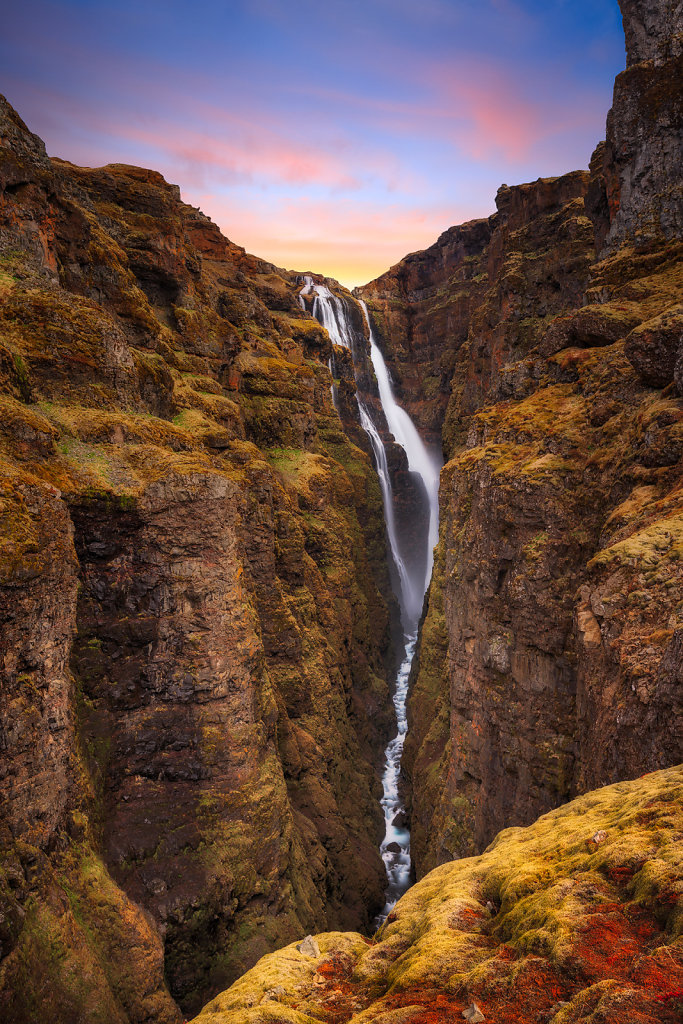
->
186 192 482 288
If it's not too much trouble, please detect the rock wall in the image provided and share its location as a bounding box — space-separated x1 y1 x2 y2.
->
359 217 492 444
360 0 682 877
0 97 397 1019
600 0 683 251
1 0 681 1015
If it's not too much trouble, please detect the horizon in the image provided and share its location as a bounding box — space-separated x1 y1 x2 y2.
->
2 0 625 288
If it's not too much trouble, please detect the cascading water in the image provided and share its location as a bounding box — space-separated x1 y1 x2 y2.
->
359 300 441 923
361 302 441 597
300 279 442 924
301 276 339 410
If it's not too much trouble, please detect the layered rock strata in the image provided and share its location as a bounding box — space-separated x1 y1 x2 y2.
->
360 0 683 875
0 97 397 1019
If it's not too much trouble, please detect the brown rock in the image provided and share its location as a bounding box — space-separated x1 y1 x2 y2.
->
0 91 396 1021
366 0 683 876
624 304 683 386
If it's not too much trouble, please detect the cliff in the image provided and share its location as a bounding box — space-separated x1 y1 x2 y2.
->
0 98 399 1018
1 0 682 1017
360 0 682 875
192 765 683 1024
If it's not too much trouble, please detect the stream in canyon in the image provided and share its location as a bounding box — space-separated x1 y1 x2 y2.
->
302 279 441 922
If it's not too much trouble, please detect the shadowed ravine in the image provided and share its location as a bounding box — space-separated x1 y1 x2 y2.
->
303 280 442 920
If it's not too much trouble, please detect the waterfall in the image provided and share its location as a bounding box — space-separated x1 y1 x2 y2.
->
300 281 416 619
300 280 442 925
358 300 442 924
327 356 340 412
298 274 314 310
361 301 441 597
356 401 415 609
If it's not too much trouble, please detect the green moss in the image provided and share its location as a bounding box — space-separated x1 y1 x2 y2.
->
589 512 683 570
11 353 30 402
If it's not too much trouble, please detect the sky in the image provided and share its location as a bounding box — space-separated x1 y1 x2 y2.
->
1 0 625 287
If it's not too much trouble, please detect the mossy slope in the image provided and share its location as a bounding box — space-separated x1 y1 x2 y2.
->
192 766 683 1024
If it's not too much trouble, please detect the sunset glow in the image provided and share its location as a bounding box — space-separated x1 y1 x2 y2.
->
2 0 625 286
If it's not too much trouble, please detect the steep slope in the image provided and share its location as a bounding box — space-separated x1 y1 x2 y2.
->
193 765 683 1024
359 0 682 875
0 97 398 1019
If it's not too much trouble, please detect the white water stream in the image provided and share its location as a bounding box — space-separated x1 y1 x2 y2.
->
300 279 441 923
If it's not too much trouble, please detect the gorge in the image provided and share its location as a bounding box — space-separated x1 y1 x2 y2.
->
0 0 682 1022
301 281 441 920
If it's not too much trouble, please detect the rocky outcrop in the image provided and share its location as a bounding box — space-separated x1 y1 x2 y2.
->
598 0 683 252
360 0 682 877
1 0 682 1014
192 766 683 1024
0 97 397 1019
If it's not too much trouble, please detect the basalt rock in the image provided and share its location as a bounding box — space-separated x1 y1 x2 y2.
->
0 94 397 1020
1 0 682 1015
359 217 492 443
359 0 682 878
599 0 683 252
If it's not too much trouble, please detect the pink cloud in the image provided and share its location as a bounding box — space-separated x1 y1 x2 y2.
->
427 57 606 163
7 75 412 196
118 122 363 189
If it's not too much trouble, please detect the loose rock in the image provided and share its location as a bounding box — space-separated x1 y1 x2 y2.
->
298 935 320 957
261 985 286 1003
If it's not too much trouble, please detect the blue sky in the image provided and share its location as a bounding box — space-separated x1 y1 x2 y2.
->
1 0 625 285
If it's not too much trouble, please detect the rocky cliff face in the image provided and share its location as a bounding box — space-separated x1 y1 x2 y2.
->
0 98 398 1019
600 0 683 251
1 0 681 1017
191 766 683 1024
360 0 682 877
358 217 492 444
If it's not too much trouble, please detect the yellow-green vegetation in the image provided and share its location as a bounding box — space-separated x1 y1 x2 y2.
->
0 842 178 1024
192 767 683 1024
590 509 683 570
0 114 399 1023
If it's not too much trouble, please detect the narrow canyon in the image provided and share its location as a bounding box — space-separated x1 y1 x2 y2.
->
0 0 681 1022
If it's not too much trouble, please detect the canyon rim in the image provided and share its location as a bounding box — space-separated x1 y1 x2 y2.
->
0 1 682 1023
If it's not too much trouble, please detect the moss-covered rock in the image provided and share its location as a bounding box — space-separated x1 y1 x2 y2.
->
0 92 396 1021
191 767 683 1024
